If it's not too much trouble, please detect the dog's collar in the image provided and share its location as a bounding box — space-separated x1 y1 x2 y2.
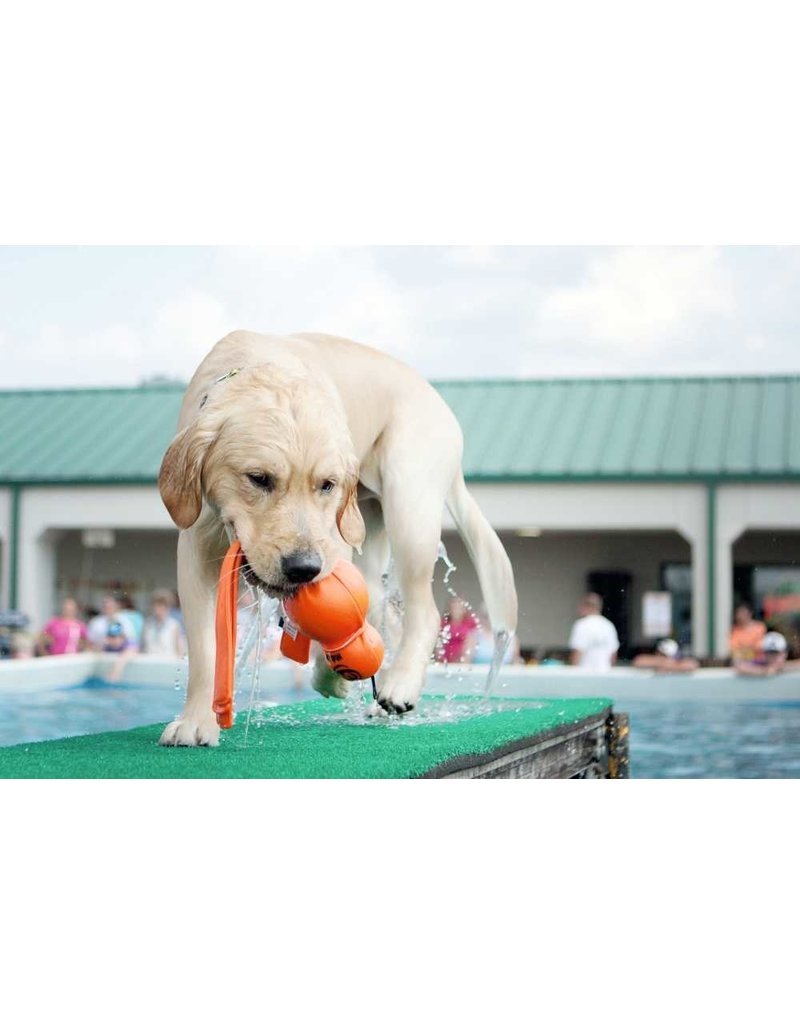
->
200 367 242 409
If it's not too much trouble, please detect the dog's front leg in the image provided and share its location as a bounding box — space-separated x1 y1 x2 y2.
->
159 524 224 746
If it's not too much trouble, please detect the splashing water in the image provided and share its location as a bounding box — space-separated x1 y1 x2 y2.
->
436 540 514 703
437 540 458 596
484 628 511 697
237 584 280 746
232 540 516 736
378 556 403 670
265 694 544 730
433 540 481 695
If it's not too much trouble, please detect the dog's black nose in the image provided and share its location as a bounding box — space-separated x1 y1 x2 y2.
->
281 552 322 585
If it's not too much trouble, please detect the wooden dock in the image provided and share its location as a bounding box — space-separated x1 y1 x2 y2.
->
423 710 630 778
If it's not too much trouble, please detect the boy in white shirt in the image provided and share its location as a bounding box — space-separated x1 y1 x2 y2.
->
568 592 619 671
142 590 185 657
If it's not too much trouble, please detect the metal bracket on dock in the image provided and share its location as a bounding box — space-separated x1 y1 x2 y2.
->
605 712 631 779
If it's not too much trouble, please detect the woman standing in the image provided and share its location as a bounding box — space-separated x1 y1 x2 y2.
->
38 597 88 656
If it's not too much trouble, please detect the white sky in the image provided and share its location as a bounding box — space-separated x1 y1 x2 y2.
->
1 245 799 388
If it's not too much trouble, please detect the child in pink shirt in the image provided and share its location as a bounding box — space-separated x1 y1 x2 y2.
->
40 598 88 655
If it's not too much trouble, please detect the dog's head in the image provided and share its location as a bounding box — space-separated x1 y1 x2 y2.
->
159 365 365 598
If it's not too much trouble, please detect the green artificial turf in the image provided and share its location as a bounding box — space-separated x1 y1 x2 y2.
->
0 695 612 779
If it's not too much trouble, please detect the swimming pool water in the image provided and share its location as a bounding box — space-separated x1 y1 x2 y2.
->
624 699 800 779
0 680 315 748
2 682 799 778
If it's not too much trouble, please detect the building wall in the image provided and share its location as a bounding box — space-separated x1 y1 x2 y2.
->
52 522 694 652
446 481 710 655
435 529 690 653
53 528 179 614
733 529 800 563
17 485 175 628
9 480 799 659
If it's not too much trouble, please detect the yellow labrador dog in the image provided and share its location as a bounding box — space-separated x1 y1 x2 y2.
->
158 331 517 745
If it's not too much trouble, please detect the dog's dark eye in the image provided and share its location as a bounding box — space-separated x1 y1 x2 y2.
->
247 473 275 492
320 480 336 494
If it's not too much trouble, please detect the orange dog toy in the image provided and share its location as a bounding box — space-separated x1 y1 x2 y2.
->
213 543 383 729
212 539 244 729
280 560 384 682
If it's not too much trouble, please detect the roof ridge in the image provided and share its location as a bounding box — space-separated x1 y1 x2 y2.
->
433 373 800 386
2 373 800 396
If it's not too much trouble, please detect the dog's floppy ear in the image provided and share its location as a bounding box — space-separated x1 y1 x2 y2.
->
336 461 366 553
158 419 218 530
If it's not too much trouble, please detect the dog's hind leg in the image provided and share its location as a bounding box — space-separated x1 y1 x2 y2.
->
159 521 226 747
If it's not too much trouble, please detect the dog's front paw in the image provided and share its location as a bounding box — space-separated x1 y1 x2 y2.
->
159 712 221 747
374 670 422 715
311 660 352 699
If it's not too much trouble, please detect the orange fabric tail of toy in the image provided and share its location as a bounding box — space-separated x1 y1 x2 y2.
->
213 539 244 729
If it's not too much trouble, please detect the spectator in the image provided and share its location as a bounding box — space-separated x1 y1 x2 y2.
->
729 603 766 662
88 593 138 652
0 610 32 659
633 637 699 674
169 590 185 633
734 631 800 677
142 590 185 657
568 592 619 671
470 606 520 665
103 620 129 653
10 631 36 659
438 596 478 664
38 597 88 656
101 618 137 683
118 594 145 647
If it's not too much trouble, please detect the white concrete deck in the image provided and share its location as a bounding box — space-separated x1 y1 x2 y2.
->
2 654 800 702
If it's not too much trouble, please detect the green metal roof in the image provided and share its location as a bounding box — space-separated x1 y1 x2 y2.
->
0 375 799 485
0 385 184 484
438 375 800 481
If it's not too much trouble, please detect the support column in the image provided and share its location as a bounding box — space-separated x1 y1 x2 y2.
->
714 525 737 661
0 487 11 610
18 528 58 631
690 535 708 659
706 483 716 658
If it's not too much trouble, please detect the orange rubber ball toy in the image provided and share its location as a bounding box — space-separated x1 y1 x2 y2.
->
280 559 385 681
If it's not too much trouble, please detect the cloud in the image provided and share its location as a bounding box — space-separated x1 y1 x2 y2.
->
211 247 427 360
532 246 736 353
3 246 799 389
0 290 234 387
443 246 502 269
146 289 235 378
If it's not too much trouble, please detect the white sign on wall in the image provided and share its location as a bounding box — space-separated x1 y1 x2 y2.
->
642 591 672 639
82 528 116 549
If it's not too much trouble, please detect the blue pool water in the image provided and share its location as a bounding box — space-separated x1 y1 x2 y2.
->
2 681 799 778
0 679 315 749
625 699 800 779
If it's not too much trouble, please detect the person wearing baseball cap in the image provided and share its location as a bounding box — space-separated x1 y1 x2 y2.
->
633 636 700 674
734 630 800 677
